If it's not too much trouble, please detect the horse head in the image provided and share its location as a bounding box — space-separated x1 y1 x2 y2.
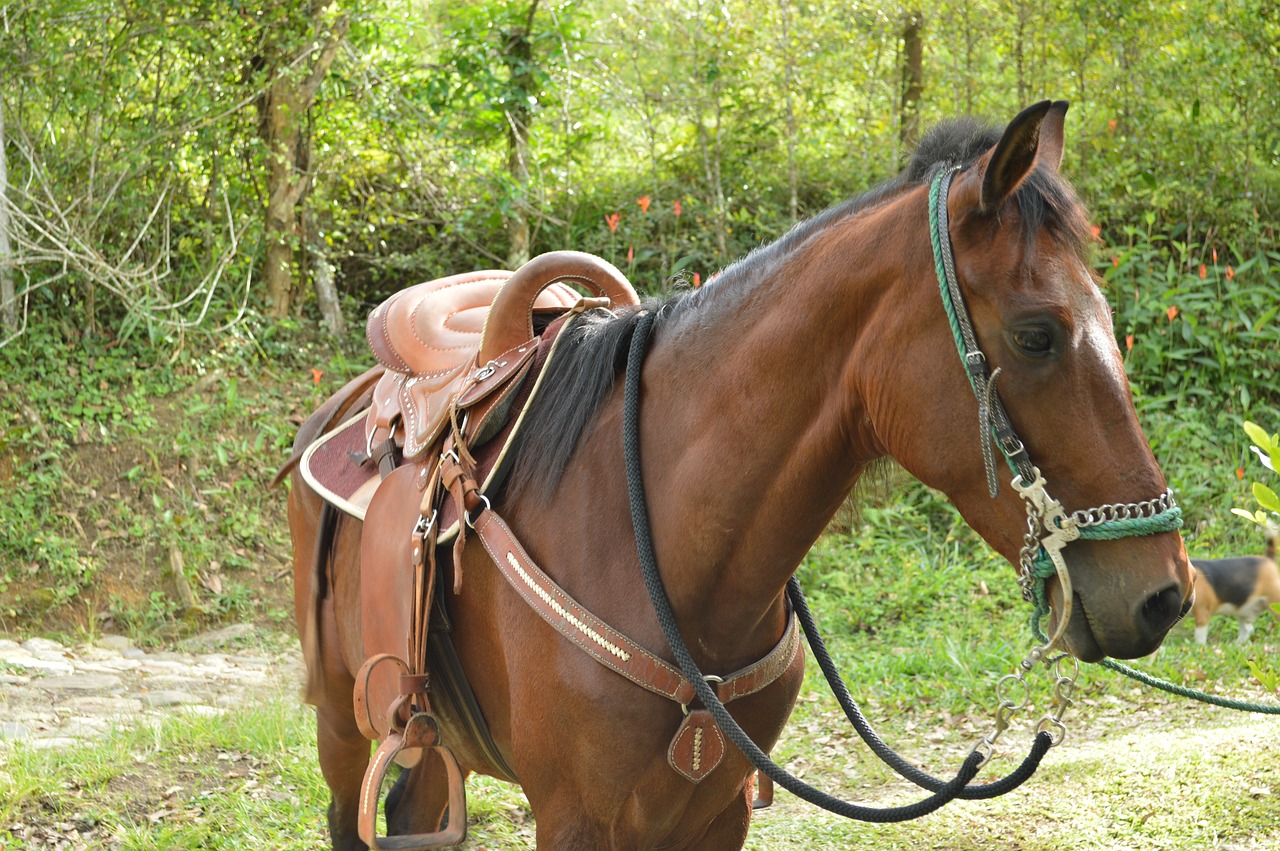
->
869 101 1191 662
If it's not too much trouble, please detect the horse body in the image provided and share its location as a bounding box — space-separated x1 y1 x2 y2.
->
287 102 1191 849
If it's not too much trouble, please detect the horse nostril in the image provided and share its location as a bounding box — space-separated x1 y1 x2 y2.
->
1139 584 1185 634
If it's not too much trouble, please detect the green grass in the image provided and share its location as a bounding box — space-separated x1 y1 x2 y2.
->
3 636 1276 849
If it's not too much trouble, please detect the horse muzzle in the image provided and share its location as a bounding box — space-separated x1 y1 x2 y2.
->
1046 543 1193 662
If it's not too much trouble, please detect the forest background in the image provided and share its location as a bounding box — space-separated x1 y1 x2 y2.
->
1 0 1278 632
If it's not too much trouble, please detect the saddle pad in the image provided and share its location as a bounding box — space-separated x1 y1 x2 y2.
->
299 412 381 520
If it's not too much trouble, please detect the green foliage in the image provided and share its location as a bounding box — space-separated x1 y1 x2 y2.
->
1233 421 1280 527
1097 225 1280 519
1233 420 1280 693
0 319 366 633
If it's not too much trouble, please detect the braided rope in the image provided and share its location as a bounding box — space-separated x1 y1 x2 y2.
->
928 167 979 378
1096 658 1280 714
788 577 1052 800
624 311 995 823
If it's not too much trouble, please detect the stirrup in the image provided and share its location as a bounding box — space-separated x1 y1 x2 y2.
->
358 712 468 849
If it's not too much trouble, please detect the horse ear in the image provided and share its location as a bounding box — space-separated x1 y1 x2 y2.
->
980 100 1054 212
1036 100 1070 174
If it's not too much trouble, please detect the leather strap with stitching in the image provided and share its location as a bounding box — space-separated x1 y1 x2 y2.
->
472 507 800 709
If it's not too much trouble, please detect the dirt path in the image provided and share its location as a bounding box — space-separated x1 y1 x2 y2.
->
4 628 1277 850
0 627 303 749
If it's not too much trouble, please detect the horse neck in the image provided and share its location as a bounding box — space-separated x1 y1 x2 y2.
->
635 192 927 666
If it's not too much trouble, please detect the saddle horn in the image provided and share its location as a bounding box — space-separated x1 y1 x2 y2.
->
477 251 640 366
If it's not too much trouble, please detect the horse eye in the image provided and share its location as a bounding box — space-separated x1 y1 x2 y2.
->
1013 327 1053 356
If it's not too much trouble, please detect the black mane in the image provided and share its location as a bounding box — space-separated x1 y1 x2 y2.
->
499 118 1092 505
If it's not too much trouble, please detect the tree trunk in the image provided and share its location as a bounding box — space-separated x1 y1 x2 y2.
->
502 1 540 270
304 211 344 336
1013 0 1030 106
262 74 299 318
899 11 924 151
259 10 349 319
0 98 16 331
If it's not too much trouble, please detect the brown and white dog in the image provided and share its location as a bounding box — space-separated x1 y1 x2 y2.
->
1190 535 1280 645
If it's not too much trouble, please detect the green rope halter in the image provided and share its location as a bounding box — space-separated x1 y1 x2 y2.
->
928 166 1278 715
1025 513 1184 636
928 165 1183 620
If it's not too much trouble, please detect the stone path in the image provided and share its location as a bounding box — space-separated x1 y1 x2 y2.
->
0 625 303 749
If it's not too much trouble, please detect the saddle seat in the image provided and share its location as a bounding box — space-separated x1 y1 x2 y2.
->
365 251 640 460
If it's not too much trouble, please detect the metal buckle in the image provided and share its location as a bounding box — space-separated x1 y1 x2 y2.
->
473 359 507 383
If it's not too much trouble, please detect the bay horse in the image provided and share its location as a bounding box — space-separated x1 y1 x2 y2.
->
283 101 1192 849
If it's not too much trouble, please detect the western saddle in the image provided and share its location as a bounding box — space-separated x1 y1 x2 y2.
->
343 251 640 848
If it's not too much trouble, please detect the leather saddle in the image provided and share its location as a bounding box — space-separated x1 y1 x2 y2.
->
364 251 640 461
345 251 639 848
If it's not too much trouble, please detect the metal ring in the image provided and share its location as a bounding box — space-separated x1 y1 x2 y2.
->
995 673 1030 709
465 495 492 529
680 675 725 716
1035 716 1068 746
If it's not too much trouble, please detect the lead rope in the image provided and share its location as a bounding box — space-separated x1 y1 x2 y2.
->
623 311 1055 821
786 577 1054 799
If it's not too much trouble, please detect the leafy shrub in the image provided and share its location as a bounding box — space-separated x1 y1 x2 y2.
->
1102 227 1280 519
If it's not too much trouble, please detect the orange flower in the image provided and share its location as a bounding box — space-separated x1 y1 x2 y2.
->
1226 265 1235 281
627 245 634 263
1091 224 1102 240
311 368 323 385
1108 118 1117 133
1125 334 1134 352
1199 263 1207 279
637 195 651 213
1212 247 1218 264
1237 467 1245 480
673 199 682 218
693 272 702 287
1166 306 1179 321
1111 256 1120 268
605 212 621 233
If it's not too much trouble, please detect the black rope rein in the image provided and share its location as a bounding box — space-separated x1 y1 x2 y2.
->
622 311 1050 822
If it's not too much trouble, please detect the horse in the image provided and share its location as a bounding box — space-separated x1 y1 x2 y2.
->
282 101 1192 849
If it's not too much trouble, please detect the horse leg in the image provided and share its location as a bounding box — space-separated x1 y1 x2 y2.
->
690 785 754 851
313 600 371 851
318 705 370 850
